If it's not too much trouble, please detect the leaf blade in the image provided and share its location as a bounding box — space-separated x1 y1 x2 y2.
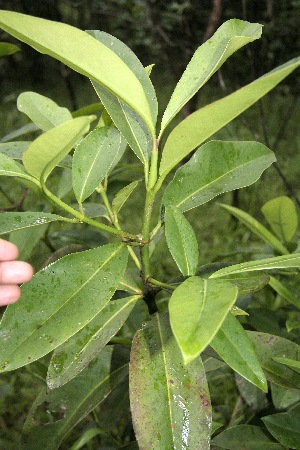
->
0 243 128 372
261 196 298 243
162 141 276 212
22 116 95 181
169 277 238 363
0 10 154 133
129 312 212 449
211 313 267 391
72 126 127 203
159 57 300 177
219 203 289 254
47 295 140 389
210 253 300 278
164 206 199 276
22 348 128 450
160 19 262 134
17 91 72 131
0 212 70 235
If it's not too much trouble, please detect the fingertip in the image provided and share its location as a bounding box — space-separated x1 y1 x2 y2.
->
0 239 19 261
0 285 21 306
22 262 34 283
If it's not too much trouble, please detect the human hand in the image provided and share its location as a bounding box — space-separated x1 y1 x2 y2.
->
0 238 34 306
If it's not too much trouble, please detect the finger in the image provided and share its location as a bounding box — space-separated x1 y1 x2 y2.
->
0 261 34 285
0 285 21 306
0 238 19 261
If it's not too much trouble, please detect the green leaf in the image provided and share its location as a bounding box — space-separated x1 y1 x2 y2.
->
164 206 199 276
92 81 152 167
269 276 300 308
0 243 128 372
0 41 20 57
235 374 268 410
0 212 70 235
129 313 212 449
22 116 95 181
69 428 104 450
87 30 157 125
261 196 298 243
17 91 72 131
112 180 140 215
212 425 284 449
219 203 289 255
22 348 128 450
211 313 267 391
0 153 38 184
9 224 48 260
0 10 154 134
160 19 262 135
72 102 103 118
88 30 156 167
210 253 300 279
1 123 39 142
169 277 238 364
47 296 140 389
248 331 300 390
271 383 300 410
162 141 276 212
118 271 142 294
273 357 300 374
262 407 300 449
159 56 300 177
220 272 270 295
0 141 30 159
70 203 109 219
72 126 126 203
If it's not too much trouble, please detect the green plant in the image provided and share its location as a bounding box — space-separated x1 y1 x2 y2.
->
0 11 300 449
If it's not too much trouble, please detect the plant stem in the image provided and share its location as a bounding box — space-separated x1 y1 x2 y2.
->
97 182 142 269
41 179 139 242
141 138 160 280
141 189 155 279
148 277 176 291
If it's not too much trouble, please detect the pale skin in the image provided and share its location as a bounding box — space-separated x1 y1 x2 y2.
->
0 238 34 306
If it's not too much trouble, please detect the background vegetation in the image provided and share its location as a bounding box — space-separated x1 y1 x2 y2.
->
0 1 299 448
